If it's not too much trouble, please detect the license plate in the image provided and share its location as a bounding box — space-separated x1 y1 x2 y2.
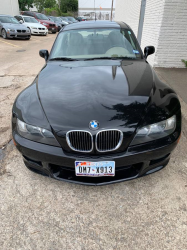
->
75 161 115 177
52 28 55 30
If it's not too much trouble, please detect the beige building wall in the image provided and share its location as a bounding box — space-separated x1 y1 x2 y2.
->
140 0 165 66
115 0 141 36
0 0 19 16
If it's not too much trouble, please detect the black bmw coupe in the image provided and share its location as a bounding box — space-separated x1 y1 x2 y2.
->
12 21 181 185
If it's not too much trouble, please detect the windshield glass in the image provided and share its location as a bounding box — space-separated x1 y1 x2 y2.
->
67 17 76 21
61 17 68 21
51 16 59 21
56 17 62 22
50 28 142 60
24 17 38 23
0 16 19 24
35 13 48 20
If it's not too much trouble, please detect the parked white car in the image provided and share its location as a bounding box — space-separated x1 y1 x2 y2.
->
14 15 48 36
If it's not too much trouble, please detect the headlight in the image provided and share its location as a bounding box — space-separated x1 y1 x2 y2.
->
7 29 15 32
17 119 60 147
42 23 48 26
31 27 37 29
130 115 176 146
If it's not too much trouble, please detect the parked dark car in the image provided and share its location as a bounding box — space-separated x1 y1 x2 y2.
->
0 15 31 39
47 16 68 31
60 17 73 24
21 11 57 33
76 16 89 22
12 21 181 186
66 16 78 23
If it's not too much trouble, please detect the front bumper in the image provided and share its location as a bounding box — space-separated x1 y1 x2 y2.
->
7 31 31 39
13 132 179 186
47 26 57 33
31 29 48 35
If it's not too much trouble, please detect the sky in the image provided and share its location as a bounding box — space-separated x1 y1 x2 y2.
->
79 0 116 9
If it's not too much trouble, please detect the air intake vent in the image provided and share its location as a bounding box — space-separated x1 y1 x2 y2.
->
96 130 123 152
66 131 93 153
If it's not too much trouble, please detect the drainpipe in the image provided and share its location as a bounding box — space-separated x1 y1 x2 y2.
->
137 0 146 45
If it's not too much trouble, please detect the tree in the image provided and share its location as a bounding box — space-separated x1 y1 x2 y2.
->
59 0 68 13
33 0 78 14
18 0 34 10
33 0 44 12
44 0 57 8
66 0 78 12
33 0 57 12
59 0 78 13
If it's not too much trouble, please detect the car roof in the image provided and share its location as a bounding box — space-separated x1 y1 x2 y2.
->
22 11 38 14
0 14 13 17
19 15 35 18
63 20 129 31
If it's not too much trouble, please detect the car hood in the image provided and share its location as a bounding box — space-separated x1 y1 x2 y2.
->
54 21 61 25
3 23 27 30
37 60 153 136
25 22 46 28
38 19 55 24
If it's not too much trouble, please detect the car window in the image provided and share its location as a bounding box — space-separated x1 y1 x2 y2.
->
67 17 76 21
50 28 142 60
15 16 22 21
50 16 58 21
61 17 68 21
23 12 34 17
24 17 38 23
35 13 48 20
0 16 19 24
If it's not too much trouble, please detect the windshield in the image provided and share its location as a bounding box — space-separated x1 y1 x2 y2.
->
51 16 61 22
0 16 19 24
61 17 68 21
24 17 38 23
56 17 62 22
35 13 48 20
50 28 142 60
67 17 76 21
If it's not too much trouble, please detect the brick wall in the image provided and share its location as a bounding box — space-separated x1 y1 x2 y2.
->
115 0 141 36
141 0 165 66
115 0 187 68
154 0 187 67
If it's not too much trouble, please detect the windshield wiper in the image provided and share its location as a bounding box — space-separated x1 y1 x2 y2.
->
49 57 79 61
84 57 116 61
83 57 136 61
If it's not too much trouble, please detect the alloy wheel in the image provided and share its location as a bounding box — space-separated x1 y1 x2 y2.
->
2 29 7 39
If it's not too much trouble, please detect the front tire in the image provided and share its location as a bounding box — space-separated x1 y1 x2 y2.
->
2 29 7 39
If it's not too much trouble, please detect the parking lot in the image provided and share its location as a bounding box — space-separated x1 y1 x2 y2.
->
0 35 187 250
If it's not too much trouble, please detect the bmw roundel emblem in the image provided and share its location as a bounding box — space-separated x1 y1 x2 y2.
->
89 120 99 130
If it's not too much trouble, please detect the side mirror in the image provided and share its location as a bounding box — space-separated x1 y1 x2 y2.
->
19 20 23 24
39 50 49 62
144 46 155 59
